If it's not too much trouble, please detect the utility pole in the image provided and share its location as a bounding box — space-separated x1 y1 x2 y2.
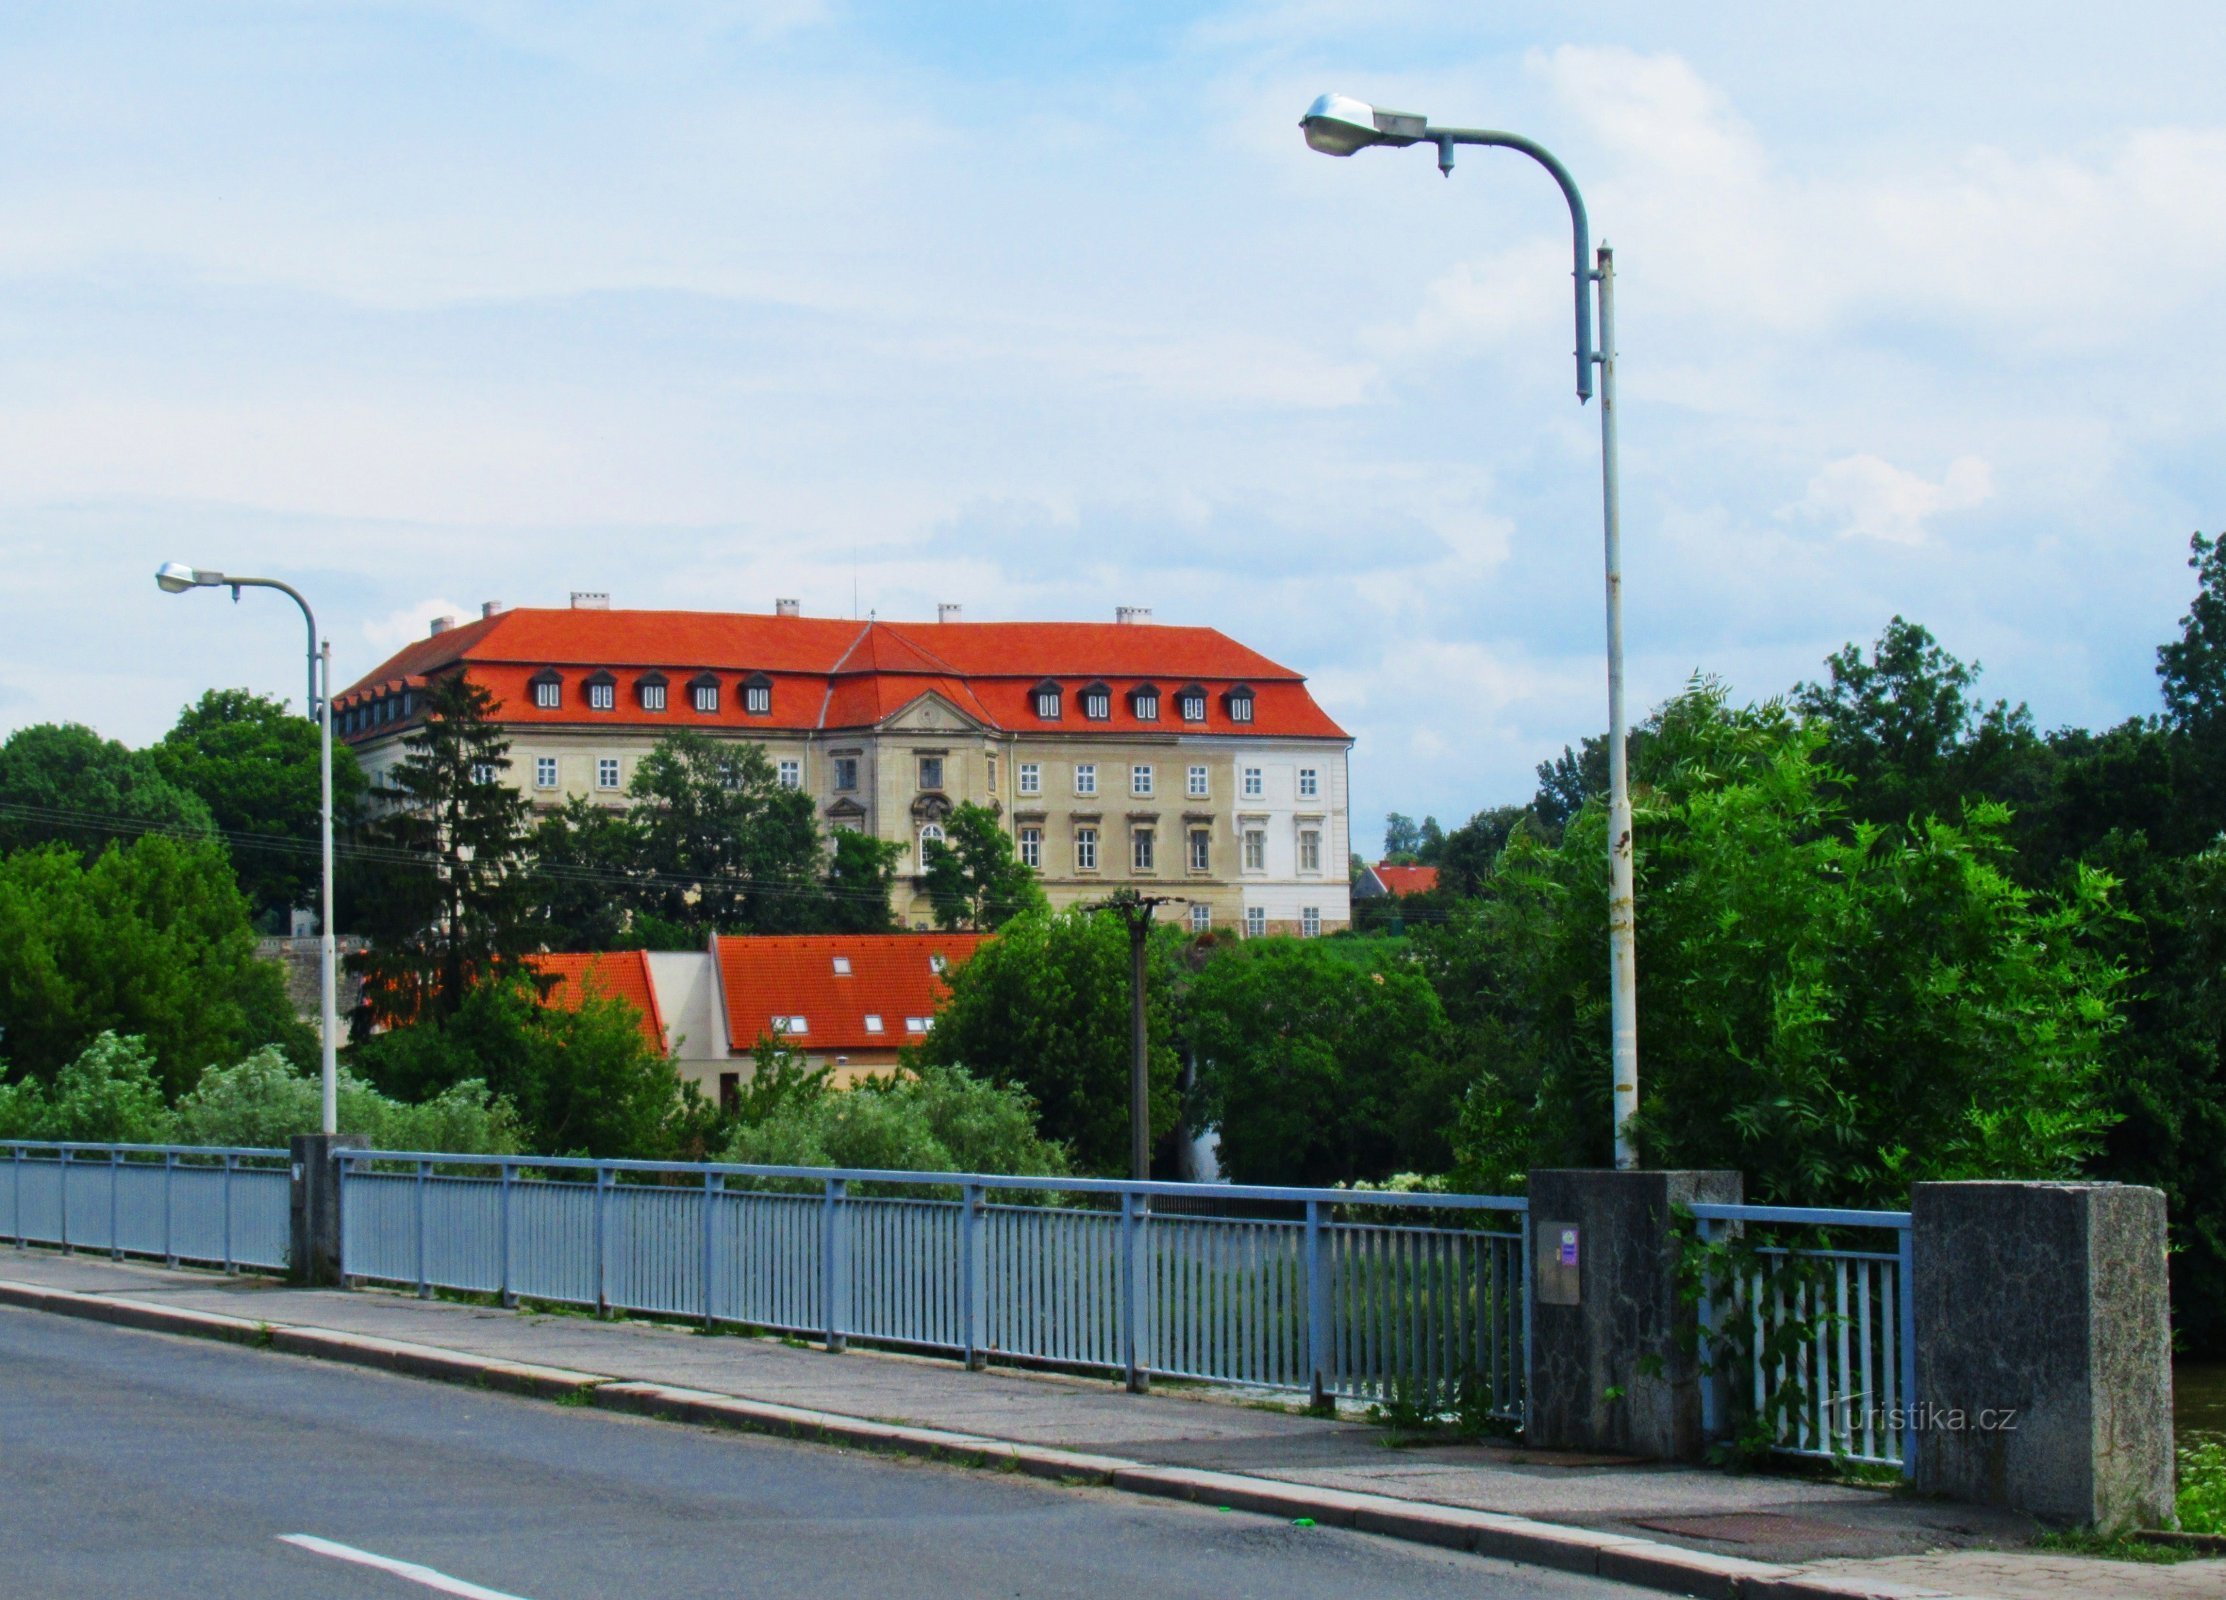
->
1091 888 1182 1181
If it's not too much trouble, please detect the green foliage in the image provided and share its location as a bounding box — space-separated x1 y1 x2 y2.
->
921 801 1048 930
531 795 642 952
0 836 310 1098
1428 682 2122 1203
627 731 827 935
173 1045 520 1154
721 1065 1068 1180
351 673 543 1025
0 1032 173 1143
912 907 1182 1175
727 1034 833 1128
152 689 366 922
0 721 215 859
1189 937 1458 1186
2179 1435 2226 1534
820 828 905 933
2160 532 2226 743
351 972 696 1159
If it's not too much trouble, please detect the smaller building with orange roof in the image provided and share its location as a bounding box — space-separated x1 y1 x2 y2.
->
527 951 666 1051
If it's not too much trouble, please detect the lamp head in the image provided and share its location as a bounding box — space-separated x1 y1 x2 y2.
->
155 562 222 594
1300 92 1427 156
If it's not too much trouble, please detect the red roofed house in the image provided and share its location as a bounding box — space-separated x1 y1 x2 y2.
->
528 951 666 1051
1354 862 1441 900
337 598 1353 938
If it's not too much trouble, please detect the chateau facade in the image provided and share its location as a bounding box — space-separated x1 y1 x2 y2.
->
337 597 1353 936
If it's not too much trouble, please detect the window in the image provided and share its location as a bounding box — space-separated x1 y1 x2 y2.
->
1190 904 1211 934
470 762 498 786
1132 830 1155 872
744 680 772 715
1081 684 1110 720
919 822 945 861
1243 766 1263 798
778 759 802 790
1018 762 1041 795
1228 686 1255 723
1243 829 1266 871
832 956 852 975
1300 830 1321 873
863 1014 885 1034
1187 764 1208 798
1132 688 1159 721
929 953 947 973
534 757 558 789
532 677 561 710
775 1015 808 1035
639 680 667 712
588 680 615 712
597 758 621 790
985 755 998 792
1075 827 1098 872
1246 906 1266 938
1019 826 1042 869
918 755 944 791
1178 685 1207 722
718 760 741 791
833 756 859 792
1034 683 1062 719
1301 907 1321 938
1074 763 1097 796
692 682 719 713
1131 764 1154 797
906 1016 931 1034
1298 768 1319 799
1188 829 1210 872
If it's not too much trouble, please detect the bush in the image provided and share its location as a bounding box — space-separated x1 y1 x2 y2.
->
720 1066 1068 1180
173 1046 520 1154
0 1032 173 1144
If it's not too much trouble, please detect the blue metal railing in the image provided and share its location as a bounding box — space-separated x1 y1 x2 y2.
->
338 1150 1529 1416
1 1141 293 1273
1688 1201 1916 1475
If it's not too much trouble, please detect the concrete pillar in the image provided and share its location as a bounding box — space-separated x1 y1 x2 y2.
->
1912 1181 2173 1531
1526 1168 1741 1460
290 1133 367 1287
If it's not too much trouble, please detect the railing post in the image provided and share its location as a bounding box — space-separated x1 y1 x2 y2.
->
1519 1202 1535 1432
12 1144 23 1246
415 1159 431 1299
163 1151 177 1267
961 1182 986 1371
58 1147 71 1254
499 1161 516 1309
108 1147 122 1259
1695 1215 1722 1443
821 1176 848 1353
1305 1199 1330 1408
1896 1222 1917 1481
701 1169 718 1331
221 1153 235 1273
1119 1188 1150 1394
594 1166 611 1318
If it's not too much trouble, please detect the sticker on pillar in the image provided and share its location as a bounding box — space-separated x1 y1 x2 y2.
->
1538 1220 1581 1305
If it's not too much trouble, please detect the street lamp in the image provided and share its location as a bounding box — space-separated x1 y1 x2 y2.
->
155 563 341 1137
1300 93 1640 1170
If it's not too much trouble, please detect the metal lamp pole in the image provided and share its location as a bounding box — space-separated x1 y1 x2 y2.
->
1300 95 1639 1168
156 564 340 1135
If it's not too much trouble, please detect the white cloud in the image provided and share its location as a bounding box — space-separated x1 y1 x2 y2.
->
1788 454 1994 547
364 599 475 656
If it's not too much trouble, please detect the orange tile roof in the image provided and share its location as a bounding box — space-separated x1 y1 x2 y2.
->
1371 863 1441 896
336 608 1348 741
529 951 666 1051
714 932 989 1054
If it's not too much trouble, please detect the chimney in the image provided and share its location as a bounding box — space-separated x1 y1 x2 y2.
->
1116 606 1154 626
481 601 506 619
774 598 801 617
428 615 456 636
570 591 610 610
938 603 963 624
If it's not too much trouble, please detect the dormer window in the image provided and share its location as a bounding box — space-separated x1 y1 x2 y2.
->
637 672 668 712
1081 682 1112 720
1032 680 1062 720
742 672 772 716
1130 685 1160 721
531 670 563 710
1177 684 1208 722
585 671 616 712
689 672 720 714
1225 685 1255 724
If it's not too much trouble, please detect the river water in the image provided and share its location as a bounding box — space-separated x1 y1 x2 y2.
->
2178 1362 2226 1442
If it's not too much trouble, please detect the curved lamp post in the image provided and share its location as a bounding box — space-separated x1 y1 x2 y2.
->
156 562 339 1136
1300 93 1639 1169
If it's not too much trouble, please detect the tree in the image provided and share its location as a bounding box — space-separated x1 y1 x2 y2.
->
0 1032 173 1144
0 836 310 1099
911 908 1183 1175
820 829 905 933
1189 939 1457 1186
173 1045 521 1154
2159 533 2226 742
0 722 213 859
627 732 827 935
921 801 1047 930
1437 805 1528 897
721 1065 1068 1179
1382 812 1422 861
531 796 644 952
153 689 367 923
351 673 543 1026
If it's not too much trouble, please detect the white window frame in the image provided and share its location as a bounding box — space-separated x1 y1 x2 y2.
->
745 683 772 714
1190 904 1211 934
1299 829 1321 874
1035 689 1061 719
1298 767 1319 799
918 822 945 862
533 680 561 710
1186 764 1208 798
1188 829 1210 872
832 956 852 975
597 758 621 790
534 757 558 790
1018 761 1041 796
1074 763 1097 797
692 683 718 713
905 1016 930 1035
1180 692 1206 721
1230 694 1254 724
1075 827 1098 872
1242 766 1264 799
863 1013 885 1034
1301 907 1321 938
1132 830 1155 872
1133 692 1158 721
1019 826 1042 869
588 681 615 712
1245 906 1266 938
778 758 803 790
1083 690 1110 720
1243 828 1266 872
1130 764 1153 797
640 682 667 712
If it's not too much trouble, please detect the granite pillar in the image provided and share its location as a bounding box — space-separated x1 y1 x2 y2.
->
289 1132 366 1287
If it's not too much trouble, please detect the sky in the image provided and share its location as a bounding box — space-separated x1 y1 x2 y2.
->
3 1 2221 851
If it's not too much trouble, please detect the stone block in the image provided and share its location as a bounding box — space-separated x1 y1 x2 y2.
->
1525 1169 1741 1460
1912 1181 2172 1530
288 1132 366 1287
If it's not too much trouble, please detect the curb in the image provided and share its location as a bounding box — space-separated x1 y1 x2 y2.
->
0 1276 1934 1599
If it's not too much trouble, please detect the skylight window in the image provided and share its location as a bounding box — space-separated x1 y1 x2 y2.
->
832 956 852 975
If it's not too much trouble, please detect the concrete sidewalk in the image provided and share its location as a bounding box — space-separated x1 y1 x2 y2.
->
2 1247 2213 1600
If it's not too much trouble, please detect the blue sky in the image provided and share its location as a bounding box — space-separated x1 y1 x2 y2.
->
3 2 2221 851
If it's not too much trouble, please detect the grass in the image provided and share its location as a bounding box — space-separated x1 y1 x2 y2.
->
2036 1530 2203 1565
2179 1435 2226 1534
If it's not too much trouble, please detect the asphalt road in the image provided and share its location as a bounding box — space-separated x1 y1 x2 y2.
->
0 1308 1648 1600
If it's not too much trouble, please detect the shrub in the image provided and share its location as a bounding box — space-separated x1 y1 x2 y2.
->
0 1032 173 1144
173 1046 520 1154
720 1066 1067 1180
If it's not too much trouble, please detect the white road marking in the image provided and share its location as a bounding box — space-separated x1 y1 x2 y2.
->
277 1534 535 1599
